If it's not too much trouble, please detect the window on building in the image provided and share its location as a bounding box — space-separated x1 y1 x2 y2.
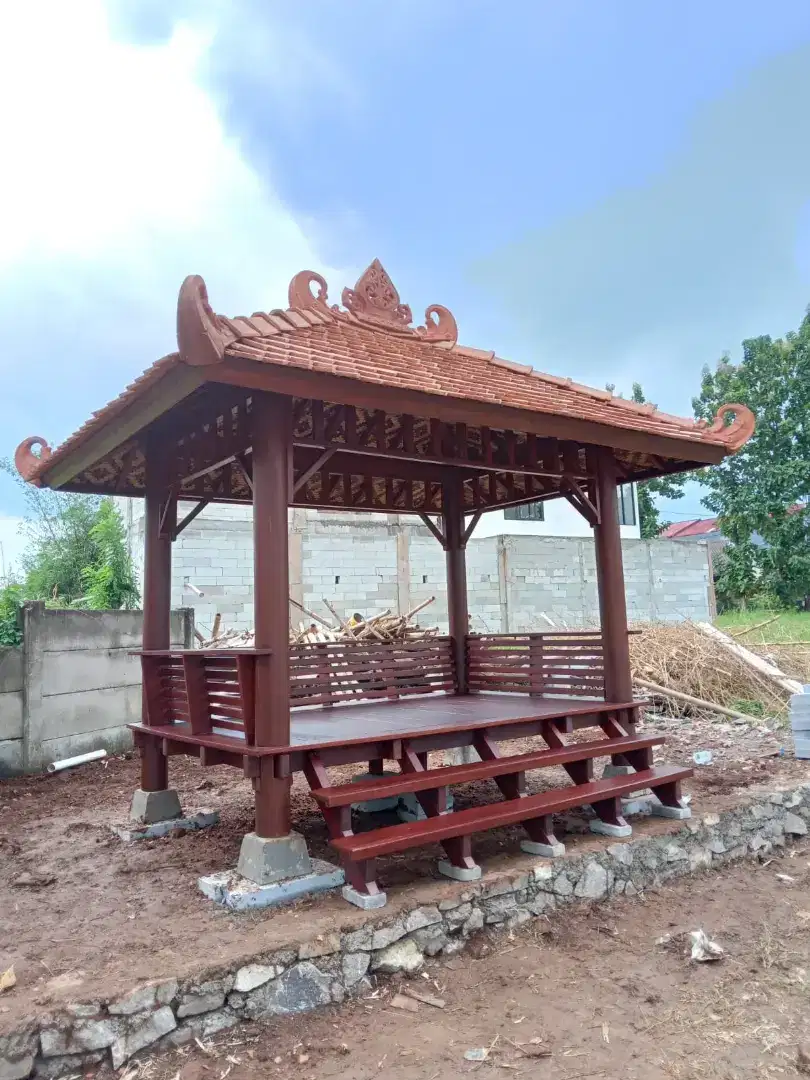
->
617 484 637 527
504 501 545 522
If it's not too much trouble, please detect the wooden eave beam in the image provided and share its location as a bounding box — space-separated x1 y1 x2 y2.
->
209 358 727 467
43 364 206 490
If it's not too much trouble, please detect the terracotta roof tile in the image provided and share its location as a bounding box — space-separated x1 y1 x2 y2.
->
17 259 755 486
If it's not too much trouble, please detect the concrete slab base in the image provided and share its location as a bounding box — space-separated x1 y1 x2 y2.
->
437 859 482 882
520 839 565 858
351 772 399 813
114 809 219 842
589 820 633 838
199 860 344 911
342 885 388 910
650 803 692 820
129 788 182 825
398 790 454 823
236 831 311 885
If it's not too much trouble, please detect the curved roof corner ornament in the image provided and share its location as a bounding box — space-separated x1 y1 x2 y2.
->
288 269 334 313
708 403 756 452
176 274 227 366
15 436 52 484
416 304 458 346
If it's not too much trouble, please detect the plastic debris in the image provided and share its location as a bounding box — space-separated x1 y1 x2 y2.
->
689 929 724 962
0 967 15 993
692 750 713 766
464 1048 489 1062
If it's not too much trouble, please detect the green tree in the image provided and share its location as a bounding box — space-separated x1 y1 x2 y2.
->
81 499 140 609
693 310 810 608
0 461 140 609
607 383 688 538
630 383 688 538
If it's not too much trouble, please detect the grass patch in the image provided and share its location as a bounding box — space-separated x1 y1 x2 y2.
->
716 609 810 644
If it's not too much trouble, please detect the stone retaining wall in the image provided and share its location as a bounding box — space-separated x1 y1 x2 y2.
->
3 782 809 1080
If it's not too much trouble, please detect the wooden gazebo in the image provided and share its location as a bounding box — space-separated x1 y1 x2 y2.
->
16 260 754 906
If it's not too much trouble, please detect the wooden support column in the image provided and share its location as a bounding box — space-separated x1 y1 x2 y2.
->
141 442 176 791
442 475 469 695
252 392 293 837
592 450 633 704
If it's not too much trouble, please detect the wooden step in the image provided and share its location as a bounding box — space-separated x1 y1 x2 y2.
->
311 734 664 808
331 766 691 861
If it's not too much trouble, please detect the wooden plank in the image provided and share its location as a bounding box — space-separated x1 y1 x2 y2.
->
312 734 665 807
332 766 692 859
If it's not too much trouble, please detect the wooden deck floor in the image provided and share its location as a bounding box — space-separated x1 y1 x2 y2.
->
284 693 626 753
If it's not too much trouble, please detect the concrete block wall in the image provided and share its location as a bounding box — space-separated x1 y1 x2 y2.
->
0 604 194 777
0 648 24 775
127 503 712 638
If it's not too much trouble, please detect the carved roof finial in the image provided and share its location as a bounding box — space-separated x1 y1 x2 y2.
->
15 436 52 484
342 259 413 332
705 403 756 451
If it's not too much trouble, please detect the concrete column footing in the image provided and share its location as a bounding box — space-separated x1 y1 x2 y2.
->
342 885 388 910
520 839 565 858
590 820 632 838
129 788 183 824
438 859 482 882
237 831 312 885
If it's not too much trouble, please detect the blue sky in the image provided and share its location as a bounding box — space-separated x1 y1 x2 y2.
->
1 0 809 564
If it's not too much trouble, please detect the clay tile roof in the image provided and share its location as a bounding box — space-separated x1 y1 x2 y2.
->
660 518 720 539
15 259 756 486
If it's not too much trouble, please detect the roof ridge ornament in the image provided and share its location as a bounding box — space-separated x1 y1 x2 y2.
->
15 436 52 484
288 270 336 314
701 403 756 452
341 259 413 332
177 275 229 366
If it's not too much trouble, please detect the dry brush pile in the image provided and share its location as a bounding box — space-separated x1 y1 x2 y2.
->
629 621 796 721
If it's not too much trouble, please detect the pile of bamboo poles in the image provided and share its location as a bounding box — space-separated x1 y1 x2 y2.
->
197 595 438 649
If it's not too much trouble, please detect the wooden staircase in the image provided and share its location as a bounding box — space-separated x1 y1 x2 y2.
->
304 712 691 902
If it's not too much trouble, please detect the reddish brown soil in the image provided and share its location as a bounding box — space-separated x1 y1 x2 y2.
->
103 846 810 1080
0 711 807 1037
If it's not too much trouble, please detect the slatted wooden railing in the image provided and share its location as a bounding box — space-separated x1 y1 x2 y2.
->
141 650 259 744
466 631 605 698
289 637 455 707
140 637 456 743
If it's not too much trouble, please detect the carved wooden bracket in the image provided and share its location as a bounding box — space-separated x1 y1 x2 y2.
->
418 513 447 549
561 474 601 527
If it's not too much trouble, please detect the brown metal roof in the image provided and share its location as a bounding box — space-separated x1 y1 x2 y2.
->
15 259 755 486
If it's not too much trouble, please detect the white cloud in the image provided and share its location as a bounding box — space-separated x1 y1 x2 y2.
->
0 0 354 507
0 0 344 369
0 517 27 581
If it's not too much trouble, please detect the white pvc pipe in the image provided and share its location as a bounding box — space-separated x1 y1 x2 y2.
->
47 749 107 774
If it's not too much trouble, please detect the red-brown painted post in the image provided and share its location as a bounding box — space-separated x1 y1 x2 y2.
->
442 475 469 695
592 449 633 705
140 448 176 792
251 392 293 837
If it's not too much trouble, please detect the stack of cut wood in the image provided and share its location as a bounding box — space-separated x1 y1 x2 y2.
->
196 595 438 649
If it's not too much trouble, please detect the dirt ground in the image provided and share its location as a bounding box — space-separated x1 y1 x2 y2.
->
102 848 810 1080
1 708 808 1035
